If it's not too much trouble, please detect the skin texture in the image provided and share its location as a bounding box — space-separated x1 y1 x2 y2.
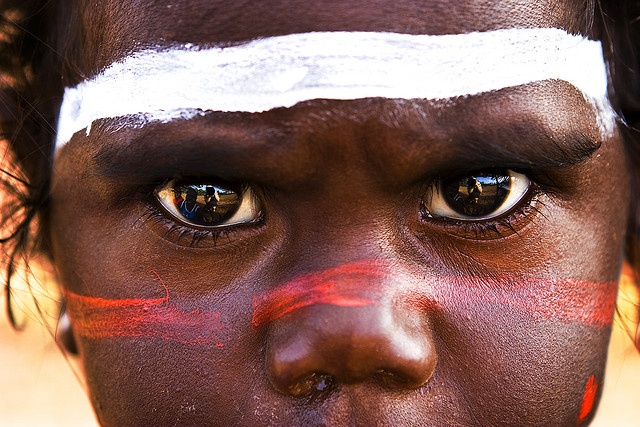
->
48 1 629 426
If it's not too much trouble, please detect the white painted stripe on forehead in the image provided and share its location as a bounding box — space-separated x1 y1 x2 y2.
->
56 28 613 148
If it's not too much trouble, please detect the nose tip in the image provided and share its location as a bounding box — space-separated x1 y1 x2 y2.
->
265 303 437 397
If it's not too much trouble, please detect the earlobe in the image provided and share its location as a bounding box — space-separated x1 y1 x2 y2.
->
56 308 78 355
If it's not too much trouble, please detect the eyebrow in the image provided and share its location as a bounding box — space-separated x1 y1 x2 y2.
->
56 28 615 149
87 84 603 186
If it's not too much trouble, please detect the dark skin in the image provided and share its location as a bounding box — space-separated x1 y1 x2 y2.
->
47 1 630 425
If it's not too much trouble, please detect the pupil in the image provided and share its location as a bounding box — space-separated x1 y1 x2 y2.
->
172 184 241 225
443 171 512 217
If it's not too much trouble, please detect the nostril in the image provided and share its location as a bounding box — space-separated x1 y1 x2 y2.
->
374 369 407 389
374 362 436 390
314 374 333 392
283 372 335 398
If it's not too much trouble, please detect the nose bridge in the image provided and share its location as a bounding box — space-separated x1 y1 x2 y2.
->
253 259 386 328
259 259 437 397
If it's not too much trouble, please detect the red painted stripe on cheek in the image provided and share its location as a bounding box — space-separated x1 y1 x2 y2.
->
64 271 226 346
252 260 385 328
577 375 598 424
503 277 616 328
406 276 617 328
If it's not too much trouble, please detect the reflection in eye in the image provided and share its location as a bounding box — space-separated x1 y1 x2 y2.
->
155 179 261 228
422 170 531 221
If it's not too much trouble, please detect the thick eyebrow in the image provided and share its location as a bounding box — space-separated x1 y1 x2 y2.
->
56 28 614 149
409 80 605 170
84 81 604 188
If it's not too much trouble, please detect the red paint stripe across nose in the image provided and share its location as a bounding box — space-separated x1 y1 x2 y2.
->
251 259 386 328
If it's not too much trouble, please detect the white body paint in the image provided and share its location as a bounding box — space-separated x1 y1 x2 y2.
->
56 28 615 148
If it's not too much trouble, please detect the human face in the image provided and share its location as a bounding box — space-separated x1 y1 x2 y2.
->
49 1 629 426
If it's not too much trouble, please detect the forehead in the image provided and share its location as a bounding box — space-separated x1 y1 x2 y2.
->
65 0 589 81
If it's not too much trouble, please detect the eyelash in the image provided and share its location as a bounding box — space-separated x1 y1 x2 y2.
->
131 168 553 247
132 184 263 248
419 182 546 240
139 206 240 247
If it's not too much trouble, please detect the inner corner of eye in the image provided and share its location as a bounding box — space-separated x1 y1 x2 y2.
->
423 169 531 221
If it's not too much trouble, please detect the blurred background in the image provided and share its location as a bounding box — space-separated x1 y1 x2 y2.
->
1 266 639 426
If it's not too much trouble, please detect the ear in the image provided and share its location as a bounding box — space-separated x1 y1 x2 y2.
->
56 308 79 355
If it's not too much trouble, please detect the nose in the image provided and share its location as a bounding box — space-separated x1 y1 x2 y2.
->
257 260 437 397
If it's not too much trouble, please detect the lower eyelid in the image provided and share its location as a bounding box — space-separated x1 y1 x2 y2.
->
418 187 545 241
138 203 256 249
133 187 265 249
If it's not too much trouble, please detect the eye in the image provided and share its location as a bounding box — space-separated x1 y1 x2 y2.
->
154 179 261 229
422 169 531 221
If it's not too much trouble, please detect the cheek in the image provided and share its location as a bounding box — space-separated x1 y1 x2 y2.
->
64 271 269 426
64 271 228 346
406 275 618 327
77 339 265 426
424 275 614 426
